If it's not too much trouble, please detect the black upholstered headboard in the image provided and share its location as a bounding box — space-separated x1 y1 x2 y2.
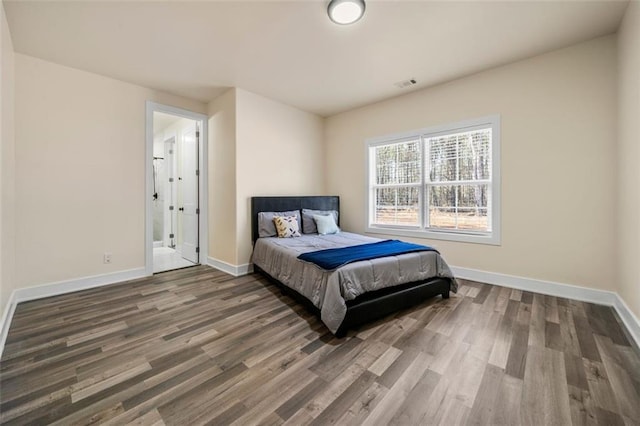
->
251 196 340 243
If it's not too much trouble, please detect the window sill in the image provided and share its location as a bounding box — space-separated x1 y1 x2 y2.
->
366 226 501 246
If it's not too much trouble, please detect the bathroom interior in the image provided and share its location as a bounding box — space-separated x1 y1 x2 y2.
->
152 111 200 273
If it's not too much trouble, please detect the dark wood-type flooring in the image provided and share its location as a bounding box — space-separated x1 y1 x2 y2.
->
1 265 639 425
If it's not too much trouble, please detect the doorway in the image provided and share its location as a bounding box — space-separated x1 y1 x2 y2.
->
146 102 208 274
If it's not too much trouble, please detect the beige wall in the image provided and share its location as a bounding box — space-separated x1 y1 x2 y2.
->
207 89 237 265
0 2 15 315
14 54 205 288
617 1 640 319
235 89 325 264
325 36 618 292
206 89 325 266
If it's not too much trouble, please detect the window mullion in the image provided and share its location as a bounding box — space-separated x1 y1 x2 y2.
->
423 136 429 230
394 184 398 224
455 135 460 230
454 185 459 230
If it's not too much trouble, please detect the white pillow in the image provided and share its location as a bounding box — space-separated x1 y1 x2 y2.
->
313 214 340 235
301 209 339 234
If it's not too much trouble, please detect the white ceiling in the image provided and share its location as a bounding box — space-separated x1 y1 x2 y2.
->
4 0 629 117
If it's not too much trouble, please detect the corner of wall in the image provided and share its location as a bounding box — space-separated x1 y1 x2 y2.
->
616 0 640 321
0 0 16 326
207 88 239 265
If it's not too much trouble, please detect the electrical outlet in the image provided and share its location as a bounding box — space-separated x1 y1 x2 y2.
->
103 253 112 264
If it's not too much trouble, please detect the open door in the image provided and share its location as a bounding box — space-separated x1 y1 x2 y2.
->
180 123 199 263
147 101 207 276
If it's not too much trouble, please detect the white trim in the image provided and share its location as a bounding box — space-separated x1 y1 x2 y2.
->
207 257 253 277
146 104 154 276
612 294 640 350
451 265 640 348
11 268 147 303
0 293 17 359
366 226 499 245
153 241 163 248
146 102 209 276
0 268 146 358
451 266 617 305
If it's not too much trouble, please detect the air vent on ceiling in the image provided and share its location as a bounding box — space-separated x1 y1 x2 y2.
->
394 79 417 89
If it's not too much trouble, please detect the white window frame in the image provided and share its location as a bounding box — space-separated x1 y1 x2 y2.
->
366 115 501 245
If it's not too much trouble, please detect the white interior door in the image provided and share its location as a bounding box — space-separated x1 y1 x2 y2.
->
164 137 176 249
180 125 199 263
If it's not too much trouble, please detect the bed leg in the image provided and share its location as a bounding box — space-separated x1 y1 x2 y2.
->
442 290 450 299
334 327 347 339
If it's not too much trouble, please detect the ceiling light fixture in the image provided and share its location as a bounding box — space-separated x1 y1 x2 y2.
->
327 0 366 25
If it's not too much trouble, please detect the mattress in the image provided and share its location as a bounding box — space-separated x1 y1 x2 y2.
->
252 232 457 333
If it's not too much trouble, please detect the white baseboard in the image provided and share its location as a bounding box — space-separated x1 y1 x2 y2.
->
153 241 163 248
0 293 17 360
451 265 640 349
12 268 147 304
450 266 618 305
0 267 147 359
612 294 640 350
207 257 252 277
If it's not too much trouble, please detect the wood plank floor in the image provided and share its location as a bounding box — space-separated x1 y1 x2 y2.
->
1 265 639 425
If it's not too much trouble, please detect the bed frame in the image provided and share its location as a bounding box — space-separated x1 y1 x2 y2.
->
251 196 452 337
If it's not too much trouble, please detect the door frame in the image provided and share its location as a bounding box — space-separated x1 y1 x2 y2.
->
145 101 208 275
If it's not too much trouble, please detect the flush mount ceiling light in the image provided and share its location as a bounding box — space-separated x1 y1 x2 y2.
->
327 0 366 25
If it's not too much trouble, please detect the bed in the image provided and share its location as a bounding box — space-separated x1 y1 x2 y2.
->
251 196 457 337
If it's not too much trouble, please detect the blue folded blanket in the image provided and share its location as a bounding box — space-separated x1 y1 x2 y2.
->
297 239 438 270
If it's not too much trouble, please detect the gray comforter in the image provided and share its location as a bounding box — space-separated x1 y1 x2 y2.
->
251 232 457 333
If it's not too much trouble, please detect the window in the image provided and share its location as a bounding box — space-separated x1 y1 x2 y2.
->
367 115 500 245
